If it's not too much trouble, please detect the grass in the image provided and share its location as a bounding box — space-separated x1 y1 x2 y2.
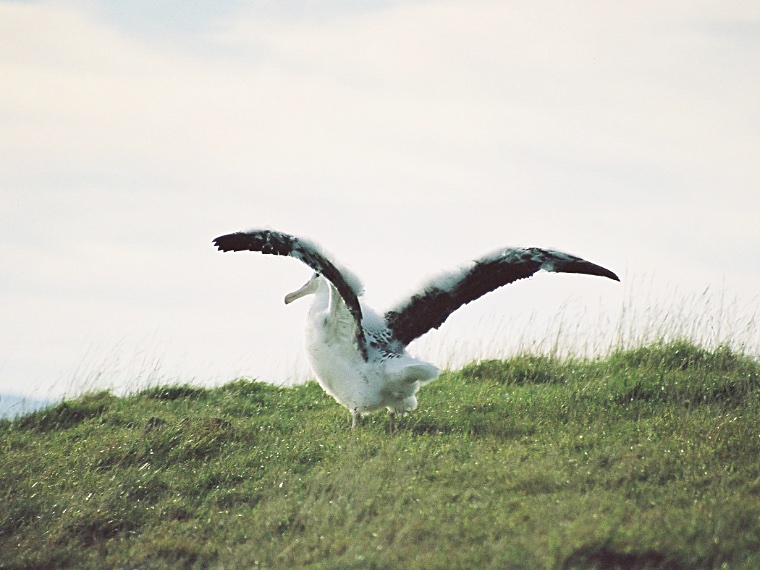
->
1 339 759 569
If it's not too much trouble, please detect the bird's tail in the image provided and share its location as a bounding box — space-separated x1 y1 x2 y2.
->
387 358 440 385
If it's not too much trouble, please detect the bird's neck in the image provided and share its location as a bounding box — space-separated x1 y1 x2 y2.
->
308 277 333 315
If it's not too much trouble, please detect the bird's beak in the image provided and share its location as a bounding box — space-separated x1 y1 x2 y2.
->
284 276 319 304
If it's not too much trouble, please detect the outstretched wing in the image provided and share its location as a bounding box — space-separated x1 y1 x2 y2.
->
384 247 619 347
213 229 368 359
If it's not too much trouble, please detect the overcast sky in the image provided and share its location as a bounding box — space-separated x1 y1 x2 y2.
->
2 1 759 402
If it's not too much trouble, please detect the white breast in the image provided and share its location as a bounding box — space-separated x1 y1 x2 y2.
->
303 279 439 414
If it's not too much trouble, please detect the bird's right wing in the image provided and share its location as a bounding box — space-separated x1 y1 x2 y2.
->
384 247 619 347
213 229 368 359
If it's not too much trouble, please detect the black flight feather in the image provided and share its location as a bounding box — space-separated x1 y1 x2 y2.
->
384 247 619 347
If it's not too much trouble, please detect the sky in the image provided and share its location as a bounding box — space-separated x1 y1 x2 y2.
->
1 0 759 404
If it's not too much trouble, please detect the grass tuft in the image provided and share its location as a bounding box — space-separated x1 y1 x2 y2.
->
12 390 117 433
460 354 564 385
140 384 212 401
607 339 750 373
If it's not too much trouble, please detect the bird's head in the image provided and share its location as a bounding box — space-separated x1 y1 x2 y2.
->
284 272 322 304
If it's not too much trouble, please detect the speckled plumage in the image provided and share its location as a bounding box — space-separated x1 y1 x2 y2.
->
213 229 619 427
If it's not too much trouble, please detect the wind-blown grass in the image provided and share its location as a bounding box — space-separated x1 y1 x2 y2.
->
1 340 759 569
415 280 760 375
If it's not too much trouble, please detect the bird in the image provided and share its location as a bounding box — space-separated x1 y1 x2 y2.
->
213 229 619 428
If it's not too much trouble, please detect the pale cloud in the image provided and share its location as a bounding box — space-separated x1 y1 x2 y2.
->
1 1 758 400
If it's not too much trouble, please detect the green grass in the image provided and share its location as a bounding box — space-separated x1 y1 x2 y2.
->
2 340 759 569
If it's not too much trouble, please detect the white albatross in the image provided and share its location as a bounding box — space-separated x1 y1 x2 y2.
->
213 229 619 428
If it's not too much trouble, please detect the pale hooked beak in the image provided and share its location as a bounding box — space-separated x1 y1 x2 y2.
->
284 274 320 304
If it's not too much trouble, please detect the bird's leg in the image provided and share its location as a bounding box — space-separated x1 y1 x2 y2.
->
351 409 360 429
388 410 396 434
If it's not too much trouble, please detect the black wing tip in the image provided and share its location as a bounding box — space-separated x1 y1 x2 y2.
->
549 255 620 283
580 264 621 283
212 229 297 255
587 263 620 282
212 232 242 252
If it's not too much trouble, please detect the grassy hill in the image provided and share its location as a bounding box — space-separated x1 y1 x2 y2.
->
2 340 759 569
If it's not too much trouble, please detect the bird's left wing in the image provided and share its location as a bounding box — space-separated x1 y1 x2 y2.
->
213 229 368 359
384 247 619 347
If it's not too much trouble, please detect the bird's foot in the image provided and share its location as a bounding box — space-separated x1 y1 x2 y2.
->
351 409 361 429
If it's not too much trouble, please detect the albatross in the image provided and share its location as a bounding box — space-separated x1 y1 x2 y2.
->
213 229 619 427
